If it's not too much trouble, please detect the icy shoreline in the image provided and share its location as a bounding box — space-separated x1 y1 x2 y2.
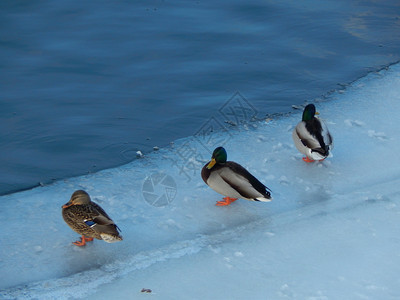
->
1 64 400 299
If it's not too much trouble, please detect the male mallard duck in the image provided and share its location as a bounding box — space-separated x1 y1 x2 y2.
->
62 190 123 246
201 147 272 206
292 104 333 162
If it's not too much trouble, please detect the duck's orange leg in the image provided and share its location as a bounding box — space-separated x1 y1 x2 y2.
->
72 235 94 246
216 197 238 206
302 157 315 163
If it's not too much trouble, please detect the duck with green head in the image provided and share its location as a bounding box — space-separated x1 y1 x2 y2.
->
201 147 272 206
62 190 123 246
292 104 333 162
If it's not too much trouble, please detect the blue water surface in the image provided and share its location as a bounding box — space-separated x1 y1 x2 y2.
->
1 0 400 195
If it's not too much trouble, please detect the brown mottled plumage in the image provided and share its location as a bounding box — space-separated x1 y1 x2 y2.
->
62 190 122 246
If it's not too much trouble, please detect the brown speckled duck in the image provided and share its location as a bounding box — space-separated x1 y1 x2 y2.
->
201 147 272 206
62 190 123 246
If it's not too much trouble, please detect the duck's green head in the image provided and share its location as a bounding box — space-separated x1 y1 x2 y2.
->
62 190 91 208
206 146 227 169
302 104 319 121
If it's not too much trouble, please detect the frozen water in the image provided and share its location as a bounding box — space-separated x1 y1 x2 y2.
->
0 64 400 299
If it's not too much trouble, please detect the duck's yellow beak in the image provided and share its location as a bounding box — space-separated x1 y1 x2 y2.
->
62 202 73 209
315 111 320 115
206 158 216 169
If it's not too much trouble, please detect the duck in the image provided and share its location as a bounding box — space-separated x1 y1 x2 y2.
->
292 104 333 162
62 190 123 246
201 146 272 206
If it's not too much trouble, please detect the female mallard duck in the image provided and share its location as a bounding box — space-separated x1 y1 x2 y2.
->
292 104 333 162
62 190 123 246
201 147 272 206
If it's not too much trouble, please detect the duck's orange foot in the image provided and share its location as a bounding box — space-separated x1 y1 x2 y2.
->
216 197 238 206
72 235 94 246
302 157 315 163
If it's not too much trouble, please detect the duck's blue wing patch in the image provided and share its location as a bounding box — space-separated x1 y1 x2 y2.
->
84 220 96 228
